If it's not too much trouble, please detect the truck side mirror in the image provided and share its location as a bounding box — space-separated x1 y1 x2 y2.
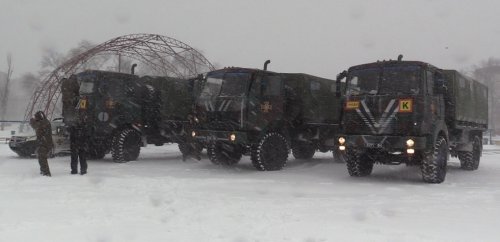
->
336 71 347 97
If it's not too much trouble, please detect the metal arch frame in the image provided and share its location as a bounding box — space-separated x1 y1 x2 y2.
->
23 33 215 122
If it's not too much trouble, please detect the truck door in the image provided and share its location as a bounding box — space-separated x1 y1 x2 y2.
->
308 79 342 124
426 70 445 128
247 73 284 131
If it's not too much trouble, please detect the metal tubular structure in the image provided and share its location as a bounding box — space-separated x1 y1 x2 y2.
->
23 33 215 122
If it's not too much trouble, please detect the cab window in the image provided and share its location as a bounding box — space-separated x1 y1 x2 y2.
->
261 74 282 96
426 71 433 94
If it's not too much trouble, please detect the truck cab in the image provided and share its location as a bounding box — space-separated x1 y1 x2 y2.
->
193 66 344 170
63 70 150 161
337 59 488 183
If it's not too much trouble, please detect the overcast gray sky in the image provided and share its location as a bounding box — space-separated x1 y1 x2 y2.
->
1 0 499 79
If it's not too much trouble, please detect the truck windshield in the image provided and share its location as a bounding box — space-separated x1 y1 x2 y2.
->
200 72 250 98
79 80 95 95
347 66 421 96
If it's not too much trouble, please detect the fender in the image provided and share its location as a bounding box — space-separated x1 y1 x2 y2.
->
430 119 449 149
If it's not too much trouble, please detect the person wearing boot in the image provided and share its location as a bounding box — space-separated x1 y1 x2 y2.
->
69 115 89 175
29 111 53 177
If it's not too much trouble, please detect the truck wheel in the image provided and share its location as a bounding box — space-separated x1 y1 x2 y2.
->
112 128 141 163
421 136 448 183
459 136 481 170
346 149 373 176
89 147 106 160
207 141 242 165
178 142 203 160
292 142 315 159
251 132 288 171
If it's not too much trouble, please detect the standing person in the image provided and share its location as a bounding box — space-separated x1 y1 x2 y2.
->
70 116 89 175
29 111 53 177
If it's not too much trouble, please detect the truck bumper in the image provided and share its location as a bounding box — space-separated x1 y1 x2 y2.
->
339 135 427 151
193 130 249 144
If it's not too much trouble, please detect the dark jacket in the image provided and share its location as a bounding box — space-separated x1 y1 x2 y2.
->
70 124 91 150
30 118 54 149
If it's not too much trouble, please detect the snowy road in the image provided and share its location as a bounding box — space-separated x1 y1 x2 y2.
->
1 143 500 242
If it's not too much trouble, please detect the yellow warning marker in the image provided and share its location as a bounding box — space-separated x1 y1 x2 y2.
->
345 100 360 110
399 99 413 113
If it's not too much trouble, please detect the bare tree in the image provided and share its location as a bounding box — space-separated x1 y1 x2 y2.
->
20 72 39 93
1 54 13 130
39 40 100 77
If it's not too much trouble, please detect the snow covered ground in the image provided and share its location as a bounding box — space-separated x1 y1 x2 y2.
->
1 143 500 242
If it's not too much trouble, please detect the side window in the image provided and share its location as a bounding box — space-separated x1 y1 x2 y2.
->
459 76 466 88
426 71 433 94
330 83 336 94
310 81 321 91
347 76 360 95
262 74 282 96
310 80 321 98
249 74 260 97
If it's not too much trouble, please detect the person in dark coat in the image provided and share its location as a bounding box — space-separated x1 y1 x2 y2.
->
29 111 53 176
69 117 90 175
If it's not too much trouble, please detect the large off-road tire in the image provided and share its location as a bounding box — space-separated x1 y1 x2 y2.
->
421 136 448 183
207 141 242 165
111 128 141 163
88 146 106 160
178 142 203 160
292 142 315 160
346 149 373 177
458 136 481 171
251 132 289 171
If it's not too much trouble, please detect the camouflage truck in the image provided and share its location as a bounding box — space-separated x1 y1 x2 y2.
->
62 69 199 162
192 63 344 171
336 57 488 183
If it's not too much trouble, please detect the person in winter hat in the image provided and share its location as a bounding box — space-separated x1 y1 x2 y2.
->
29 111 54 176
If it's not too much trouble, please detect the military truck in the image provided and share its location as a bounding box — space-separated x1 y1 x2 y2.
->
192 62 344 171
62 69 200 162
336 57 488 183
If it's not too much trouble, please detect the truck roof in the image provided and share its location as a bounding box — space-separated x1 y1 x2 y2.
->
76 70 137 79
348 60 439 71
208 67 277 75
281 73 335 84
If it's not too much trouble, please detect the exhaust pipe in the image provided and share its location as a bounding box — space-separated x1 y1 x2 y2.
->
131 64 137 75
263 60 271 71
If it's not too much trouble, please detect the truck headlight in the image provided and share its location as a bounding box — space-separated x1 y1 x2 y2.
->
191 131 196 137
406 139 414 147
338 137 346 145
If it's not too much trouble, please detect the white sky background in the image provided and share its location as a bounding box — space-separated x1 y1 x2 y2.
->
1 0 499 79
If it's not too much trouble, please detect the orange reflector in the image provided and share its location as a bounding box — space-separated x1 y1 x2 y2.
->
345 101 360 110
